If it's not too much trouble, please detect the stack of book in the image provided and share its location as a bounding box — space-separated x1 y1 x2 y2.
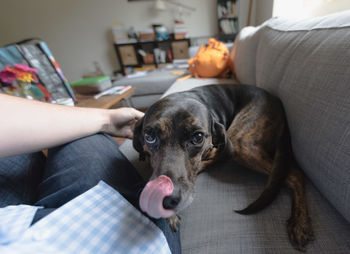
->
173 20 188 40
219 19 238 34
138 28 155 42
93 85 132 99
217 0 238 18
218 0 239 37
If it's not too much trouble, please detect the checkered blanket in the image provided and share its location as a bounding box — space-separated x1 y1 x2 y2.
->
0 181 170 254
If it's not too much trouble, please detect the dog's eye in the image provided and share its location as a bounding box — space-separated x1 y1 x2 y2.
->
144 133 156 144
192 132 204 145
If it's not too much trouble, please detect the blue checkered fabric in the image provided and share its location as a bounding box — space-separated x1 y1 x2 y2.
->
0 181 171 254
0 205 41 245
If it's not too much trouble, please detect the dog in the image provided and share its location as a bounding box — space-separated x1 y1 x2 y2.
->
133 84 314 251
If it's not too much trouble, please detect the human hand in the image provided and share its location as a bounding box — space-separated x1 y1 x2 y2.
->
102 107 144 139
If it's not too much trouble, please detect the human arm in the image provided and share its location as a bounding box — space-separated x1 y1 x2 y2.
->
0 94 144 157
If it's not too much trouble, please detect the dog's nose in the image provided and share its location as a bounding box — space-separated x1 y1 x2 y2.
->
163 195 181 209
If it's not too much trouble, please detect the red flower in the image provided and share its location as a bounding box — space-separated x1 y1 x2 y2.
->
14 64 38 74
0 68 16 84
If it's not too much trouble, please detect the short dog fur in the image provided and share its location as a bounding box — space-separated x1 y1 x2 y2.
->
133 84 314 251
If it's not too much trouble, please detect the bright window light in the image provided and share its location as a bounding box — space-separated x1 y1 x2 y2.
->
273 0 350 18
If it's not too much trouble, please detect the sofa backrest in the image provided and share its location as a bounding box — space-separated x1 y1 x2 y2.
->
231 26 261 85
234 11 350 223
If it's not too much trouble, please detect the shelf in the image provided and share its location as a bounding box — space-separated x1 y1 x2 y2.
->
114 39 190 75
218 16 238 20
218 33 237 42
217 0 239 42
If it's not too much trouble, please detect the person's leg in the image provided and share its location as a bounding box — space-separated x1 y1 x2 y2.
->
0 152 46 207
34 134 143 209
33 134 181 253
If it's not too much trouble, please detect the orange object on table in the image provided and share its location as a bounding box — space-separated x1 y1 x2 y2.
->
188 38 230 78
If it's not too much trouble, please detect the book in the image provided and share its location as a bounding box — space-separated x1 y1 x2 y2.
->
93 85 132 99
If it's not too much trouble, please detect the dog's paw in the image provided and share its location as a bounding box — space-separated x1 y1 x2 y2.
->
287 215 314 252
167 215 181 232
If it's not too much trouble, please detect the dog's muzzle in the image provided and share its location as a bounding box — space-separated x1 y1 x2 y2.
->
139 175 176 218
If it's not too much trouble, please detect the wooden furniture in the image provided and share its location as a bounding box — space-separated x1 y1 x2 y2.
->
217 0 239 42
114 39 190 75
75 86 135 109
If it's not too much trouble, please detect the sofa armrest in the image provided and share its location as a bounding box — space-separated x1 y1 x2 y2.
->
113 69 180 109
250 11 350 223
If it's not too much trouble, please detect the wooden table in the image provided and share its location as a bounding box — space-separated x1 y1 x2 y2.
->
75 86 135 109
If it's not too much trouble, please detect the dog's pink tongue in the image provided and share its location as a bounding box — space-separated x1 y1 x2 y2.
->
139 175 175 219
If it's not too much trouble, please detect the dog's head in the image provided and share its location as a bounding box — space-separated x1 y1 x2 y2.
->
133 94 232 218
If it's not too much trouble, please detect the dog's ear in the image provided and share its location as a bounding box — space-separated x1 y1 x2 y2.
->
133 116 146 161
211 121 227 148
211 115 234 157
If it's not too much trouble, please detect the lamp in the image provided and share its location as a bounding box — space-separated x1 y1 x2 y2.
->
154 0 196 12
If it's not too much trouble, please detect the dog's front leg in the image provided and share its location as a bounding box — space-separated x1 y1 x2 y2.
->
167 214 181 232
285 168 314 252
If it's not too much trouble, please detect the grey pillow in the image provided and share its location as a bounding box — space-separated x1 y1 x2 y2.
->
231 26 261 85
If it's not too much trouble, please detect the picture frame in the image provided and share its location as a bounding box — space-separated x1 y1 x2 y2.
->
118 45 138 66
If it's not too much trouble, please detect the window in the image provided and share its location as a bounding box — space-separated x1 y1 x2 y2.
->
273 0 350 18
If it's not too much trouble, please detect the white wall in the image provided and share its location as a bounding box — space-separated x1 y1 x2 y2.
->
306 0 350 17
0 0 271 81
273 0 350 19
255 0 274 25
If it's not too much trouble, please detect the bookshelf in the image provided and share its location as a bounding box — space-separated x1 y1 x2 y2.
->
217 0 239 42
114 39 190 75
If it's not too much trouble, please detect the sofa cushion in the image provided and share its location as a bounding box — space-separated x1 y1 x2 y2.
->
180 161 350 254
230 26 261 85
252 11 350 223
113 69 181 108
113 69 179 96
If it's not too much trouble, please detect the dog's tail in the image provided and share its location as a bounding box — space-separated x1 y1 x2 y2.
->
235 124 291 215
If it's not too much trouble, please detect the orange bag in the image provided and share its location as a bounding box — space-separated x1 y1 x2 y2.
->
188 38 230 78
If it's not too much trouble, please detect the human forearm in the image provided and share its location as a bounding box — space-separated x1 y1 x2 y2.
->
0 94 143 157
0 94 110 157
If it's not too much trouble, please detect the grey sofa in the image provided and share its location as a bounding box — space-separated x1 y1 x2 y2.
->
120 11 350 253
113 68 179 109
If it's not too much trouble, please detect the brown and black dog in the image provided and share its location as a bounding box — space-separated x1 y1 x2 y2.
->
133 84 314 251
